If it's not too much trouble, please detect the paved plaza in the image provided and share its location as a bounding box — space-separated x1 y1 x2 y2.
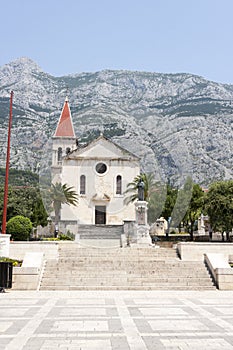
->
1 290 233 349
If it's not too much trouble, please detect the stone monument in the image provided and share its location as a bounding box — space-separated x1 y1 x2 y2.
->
134 179 152 246
198 213 207 236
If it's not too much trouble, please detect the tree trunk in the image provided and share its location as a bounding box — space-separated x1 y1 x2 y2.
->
54 203 61 238
166 221 171 240
190 227 194 241
190 220 194 241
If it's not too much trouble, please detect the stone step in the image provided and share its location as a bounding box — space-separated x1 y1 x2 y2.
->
43 274 211 280
45 264 204 268
41 275 214 280
46 261 204 268
40 245 215 291
55 261 180 266
58 253 178 257
78 235 121 239
58 255 179 260
41 268 213 280
44 266 207 272
59 255 178 260
57 247 177 252
44 264 209 271
58 252 178 256
77 225 123 239
58 247 177 251
40 285 216 291
45 269 206 275
59 246 176 249
41 278 214 285
57 252 178 257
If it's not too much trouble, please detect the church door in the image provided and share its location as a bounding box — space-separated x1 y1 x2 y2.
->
95 206 106 225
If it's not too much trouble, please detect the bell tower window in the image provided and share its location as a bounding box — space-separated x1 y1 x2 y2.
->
58 147 62 163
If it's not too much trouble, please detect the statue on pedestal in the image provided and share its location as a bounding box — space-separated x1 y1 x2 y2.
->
137 178 145 201
133 177 151 246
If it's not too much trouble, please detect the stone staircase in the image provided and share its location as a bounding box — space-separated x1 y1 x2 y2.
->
78 225 123 239
39 243 216 290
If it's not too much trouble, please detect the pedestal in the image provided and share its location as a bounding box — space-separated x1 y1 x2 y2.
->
134 201 152 246
0 234 11 257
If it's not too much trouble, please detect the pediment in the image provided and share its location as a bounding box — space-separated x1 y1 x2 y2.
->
67 135 139 160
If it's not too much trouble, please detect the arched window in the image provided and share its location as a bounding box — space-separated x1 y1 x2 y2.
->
80 175 86 195
116 175 122 195
58 147 62 162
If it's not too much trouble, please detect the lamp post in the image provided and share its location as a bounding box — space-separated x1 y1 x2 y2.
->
0 91 13 258
1 91 13 234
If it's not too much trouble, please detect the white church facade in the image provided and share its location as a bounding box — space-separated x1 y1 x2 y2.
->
51 98 140 233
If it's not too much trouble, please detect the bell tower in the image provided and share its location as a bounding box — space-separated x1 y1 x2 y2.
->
51 97 76 182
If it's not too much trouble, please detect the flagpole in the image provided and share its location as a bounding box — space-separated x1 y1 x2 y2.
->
1 91 13 234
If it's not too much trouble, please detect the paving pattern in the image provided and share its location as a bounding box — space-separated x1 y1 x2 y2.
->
1 290 233 349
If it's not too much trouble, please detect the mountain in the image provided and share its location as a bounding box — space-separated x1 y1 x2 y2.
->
0 57 233 186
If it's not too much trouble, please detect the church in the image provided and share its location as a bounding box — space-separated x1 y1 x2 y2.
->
51 97 140 234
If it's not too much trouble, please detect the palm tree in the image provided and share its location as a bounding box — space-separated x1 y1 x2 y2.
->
124 173 167 224
50 182 78 230
124 173 157 204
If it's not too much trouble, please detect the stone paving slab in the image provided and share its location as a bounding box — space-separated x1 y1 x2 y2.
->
1 290 233 349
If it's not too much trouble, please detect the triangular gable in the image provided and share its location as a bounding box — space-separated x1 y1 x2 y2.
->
67 135 139 160
54 97 75 137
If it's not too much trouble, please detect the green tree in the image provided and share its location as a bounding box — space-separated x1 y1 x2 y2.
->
161 184 178 221
159 177 194 238
49 183 78 229
160 184 178 237
205 180 233 241
0 186 48 227
30 197 48 227
183 183 205 240
0 167 39 187
6 215 33 241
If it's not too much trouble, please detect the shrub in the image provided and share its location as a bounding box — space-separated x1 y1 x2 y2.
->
6 215 33 241
58 234 73 240
42 237 59 241
0 257 22 266
62 230 75 240
42 233 74 241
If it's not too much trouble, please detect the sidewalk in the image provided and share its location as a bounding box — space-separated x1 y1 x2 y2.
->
1 290 233 349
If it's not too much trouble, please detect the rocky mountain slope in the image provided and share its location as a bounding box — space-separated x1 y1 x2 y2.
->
0 57 232 186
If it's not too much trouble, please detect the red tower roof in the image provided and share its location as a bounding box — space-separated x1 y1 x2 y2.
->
54 97 75 137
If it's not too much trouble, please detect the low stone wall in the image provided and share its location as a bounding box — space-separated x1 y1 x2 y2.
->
9 241 59 260
9 242 59 290
12 252 44 290
204 253 233 290
177 242 233 261
13 267 40 290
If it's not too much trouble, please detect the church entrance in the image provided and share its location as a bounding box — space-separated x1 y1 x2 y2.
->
95 206 106 225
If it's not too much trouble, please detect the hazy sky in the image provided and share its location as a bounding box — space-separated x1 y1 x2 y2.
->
1 0 233 84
